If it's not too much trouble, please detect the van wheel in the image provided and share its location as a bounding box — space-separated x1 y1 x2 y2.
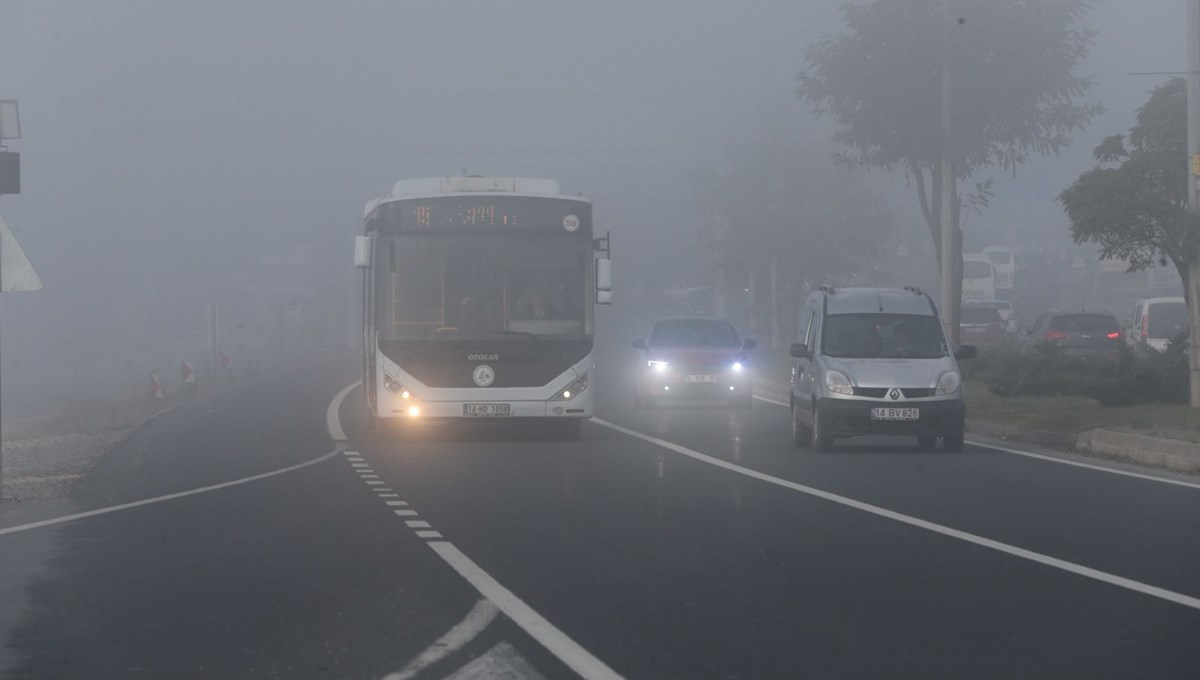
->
792 405 812 447
943 433 965 453
917 435 937 450
812 410 834 452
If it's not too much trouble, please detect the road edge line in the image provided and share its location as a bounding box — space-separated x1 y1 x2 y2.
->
382 598 500 680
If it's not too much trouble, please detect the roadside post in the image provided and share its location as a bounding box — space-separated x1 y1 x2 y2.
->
0 100 31 500
1188 0 1200 407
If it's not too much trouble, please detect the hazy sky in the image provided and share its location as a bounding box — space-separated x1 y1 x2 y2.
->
0 0 1187 410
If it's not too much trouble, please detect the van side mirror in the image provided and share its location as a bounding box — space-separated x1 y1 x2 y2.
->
955 345 978 360
789 343 809 359
742 338 757 350
632 338 646 350
354 235 371 269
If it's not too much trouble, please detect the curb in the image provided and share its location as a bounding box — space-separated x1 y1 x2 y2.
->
755 377 1199 473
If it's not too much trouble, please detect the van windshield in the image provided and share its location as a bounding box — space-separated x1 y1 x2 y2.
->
823 314 948 359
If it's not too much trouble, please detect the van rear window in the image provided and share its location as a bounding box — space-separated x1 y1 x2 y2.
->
1148 302 1188 338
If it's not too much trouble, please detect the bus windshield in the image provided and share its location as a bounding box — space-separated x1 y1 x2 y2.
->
375 234 589 340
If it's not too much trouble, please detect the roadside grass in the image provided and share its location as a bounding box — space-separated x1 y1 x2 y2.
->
967 381 1200 444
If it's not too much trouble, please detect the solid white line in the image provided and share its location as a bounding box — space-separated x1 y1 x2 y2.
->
415 530 443 539
590 417 1200 612
394 509 418 517
381 598 500 680
0 449 343 538
406 520 432 528
386 501 409 507
751 389 1200 490
428 541 625 680
327 381 360 442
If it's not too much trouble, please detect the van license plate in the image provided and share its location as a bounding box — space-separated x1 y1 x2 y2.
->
871 408 919 421
463 403 511 417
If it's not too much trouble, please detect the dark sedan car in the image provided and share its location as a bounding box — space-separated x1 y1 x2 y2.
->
633 317 755 407
1019 311 1123 360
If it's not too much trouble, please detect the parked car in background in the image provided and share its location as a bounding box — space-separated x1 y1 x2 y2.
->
963 298 1018 334
1127 297 1188 352
633 317 755 407
959 305 1008 348
1019 311 1123 361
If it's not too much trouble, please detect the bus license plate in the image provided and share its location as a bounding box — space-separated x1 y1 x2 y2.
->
463 403 511 417
871 407 919 421
685 374 716 383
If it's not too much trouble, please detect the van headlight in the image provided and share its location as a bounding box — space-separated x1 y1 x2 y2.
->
824 370 853 395
935 371 961 396
551 372 589 401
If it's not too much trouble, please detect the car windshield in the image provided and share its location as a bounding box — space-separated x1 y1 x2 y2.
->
822 313 947 359
649 319 740 347
1051 314 1119 333
961 307 1003 324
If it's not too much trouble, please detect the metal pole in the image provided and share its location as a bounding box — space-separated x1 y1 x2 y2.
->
940 0 957 346
208 301 219 386
1188 0 1200 406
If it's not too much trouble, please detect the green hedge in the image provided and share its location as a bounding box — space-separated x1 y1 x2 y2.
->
964 340 1189 406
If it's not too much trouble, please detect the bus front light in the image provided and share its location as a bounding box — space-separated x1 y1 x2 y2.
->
551 373 589 401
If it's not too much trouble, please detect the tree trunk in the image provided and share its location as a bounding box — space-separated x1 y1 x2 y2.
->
770 254 782 350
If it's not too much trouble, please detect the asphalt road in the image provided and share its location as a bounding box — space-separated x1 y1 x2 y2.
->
2 307 1199 679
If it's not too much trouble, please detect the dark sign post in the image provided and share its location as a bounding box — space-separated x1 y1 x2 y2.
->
0 151 18 195
0 99 24 500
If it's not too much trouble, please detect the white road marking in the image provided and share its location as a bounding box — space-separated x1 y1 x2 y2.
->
367 480 385 485
751 392 1200 490
328 381 623 680
360 474 380 479
440 642 546 680
343 451 360 457
351 463 369 468
428 541 625 680
375 491 397 495
591 417 1200 612
0 449 342 537
386 501 409 507
405 520 431 528
327 381 360 442
381 598 500 680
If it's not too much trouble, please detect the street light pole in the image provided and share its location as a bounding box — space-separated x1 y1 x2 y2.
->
1188 0 1200 407
940 0 958 346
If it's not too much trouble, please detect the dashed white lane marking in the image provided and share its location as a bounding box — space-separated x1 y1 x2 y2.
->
360 474 380 479
429 541 624 680
386 501 409 507
0 449 343 538
381 598 500 680
590 417 1200 612
327 381 625 680
752 387 1200 490
351 462 369 468
376 491 397 496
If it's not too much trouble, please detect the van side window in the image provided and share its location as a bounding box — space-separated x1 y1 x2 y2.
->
800 309 816 346
805 309 819 348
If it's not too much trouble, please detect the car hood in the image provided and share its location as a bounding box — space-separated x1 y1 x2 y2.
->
647 347 744 364
824 356 956 388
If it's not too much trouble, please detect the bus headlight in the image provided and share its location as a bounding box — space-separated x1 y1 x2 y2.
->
731 361 744 372
384 374 404 395
551 373 589 401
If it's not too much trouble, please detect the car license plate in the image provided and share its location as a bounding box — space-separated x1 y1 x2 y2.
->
685 374 716 383
871 407 919 421
463 403 511 417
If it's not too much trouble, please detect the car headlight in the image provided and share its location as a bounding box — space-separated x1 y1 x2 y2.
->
551 372 589 401
647 360 669 373
731 361 744 372
825 370 853 395
935 371 961 396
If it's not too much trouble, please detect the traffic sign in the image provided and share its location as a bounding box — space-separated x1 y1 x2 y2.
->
0 213 42 291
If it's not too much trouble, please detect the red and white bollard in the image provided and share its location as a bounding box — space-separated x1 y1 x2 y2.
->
150 370 162 400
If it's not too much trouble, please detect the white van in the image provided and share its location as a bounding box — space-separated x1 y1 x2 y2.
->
962 254 996 300
1127 297 1188 352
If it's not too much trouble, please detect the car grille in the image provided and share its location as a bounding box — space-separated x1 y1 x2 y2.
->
850 387 934 399
852 387 889 398
901 388 935 398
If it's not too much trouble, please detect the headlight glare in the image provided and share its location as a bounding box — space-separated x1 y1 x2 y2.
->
551 372 589 401
647 360 669 373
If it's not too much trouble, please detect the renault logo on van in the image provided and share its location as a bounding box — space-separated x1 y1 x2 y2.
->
889 389 901 400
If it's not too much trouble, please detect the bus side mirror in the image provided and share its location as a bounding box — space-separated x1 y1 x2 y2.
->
354 236 371 269
596 258 612 305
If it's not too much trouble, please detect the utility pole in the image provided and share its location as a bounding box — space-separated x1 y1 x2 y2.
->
1188 0 1200 407
940 0 958 346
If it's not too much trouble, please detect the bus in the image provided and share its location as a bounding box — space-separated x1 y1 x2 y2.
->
961 253 996 300
981 246 1016 292
354 176 612 439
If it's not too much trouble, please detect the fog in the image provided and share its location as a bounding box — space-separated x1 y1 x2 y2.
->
0 0 1186 419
